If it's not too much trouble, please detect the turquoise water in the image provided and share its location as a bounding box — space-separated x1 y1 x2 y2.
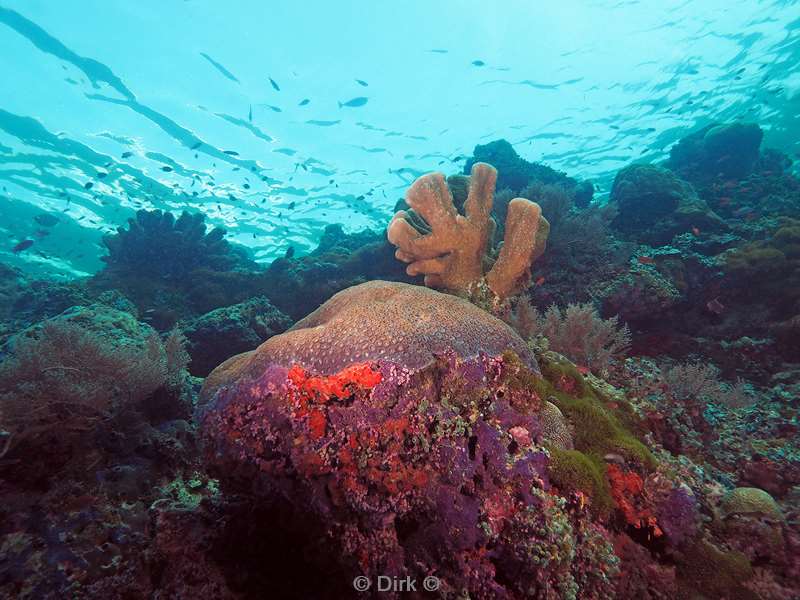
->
0 1 798 278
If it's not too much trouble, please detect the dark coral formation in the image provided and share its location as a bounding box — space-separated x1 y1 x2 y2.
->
101 209 247 277
180 296 292 377
666 122 764 183
465 139 591 202
610 163 724 245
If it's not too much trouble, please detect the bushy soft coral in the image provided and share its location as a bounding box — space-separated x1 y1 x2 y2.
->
101 209 246 278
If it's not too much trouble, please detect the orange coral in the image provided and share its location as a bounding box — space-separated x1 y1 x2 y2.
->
607 464 663 537
387 162 549 301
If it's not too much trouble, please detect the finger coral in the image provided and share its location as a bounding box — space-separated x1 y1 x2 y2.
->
387 162 549 303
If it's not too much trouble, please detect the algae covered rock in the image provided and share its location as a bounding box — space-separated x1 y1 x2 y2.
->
667 122 764 183
610 164 724 245
200 349 620 599
181 296 292 377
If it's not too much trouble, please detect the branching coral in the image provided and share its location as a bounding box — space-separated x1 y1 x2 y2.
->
387 162 550 303
516 302 631 375
101 209 244 278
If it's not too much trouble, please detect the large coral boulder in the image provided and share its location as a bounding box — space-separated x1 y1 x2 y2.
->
667 122 763 183
199 280 537 403
200 349 619 598
610 164 724 245
180 296 292 377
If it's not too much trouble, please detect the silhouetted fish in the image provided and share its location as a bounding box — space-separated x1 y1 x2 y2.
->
355 79 368 87
161 166 173 172
306 119 340 126
199 52 240 83
12 239 34 253
338 96 368 108
269 77 280 91
298 98 310 106
34 213 60 227
121 151 133 158
224 150 240 156
472 60 485 66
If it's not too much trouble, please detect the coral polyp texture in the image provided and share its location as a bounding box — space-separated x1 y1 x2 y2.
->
200 280 537 401
388 162 550 302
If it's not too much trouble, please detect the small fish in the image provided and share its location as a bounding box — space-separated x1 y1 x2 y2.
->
355 79 368 87
12 239 34 253
97 172 108 179
338 96 368 108
121 151 133 158
190 141 203 150
637 255 656 265
84 181 94 190
707 298 725 315
265 104 282 112
691 226 701 236
224 150 240 156
34 213 60 227
471 60 485 67
306 119 340 126
298 98 310 106
269 77 281 91
288 201 296 209
248 104 252 122
429 48 448 54
534 276 546 286
161 166 173 172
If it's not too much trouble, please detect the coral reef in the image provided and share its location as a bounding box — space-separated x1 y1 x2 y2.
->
2 121 800 599
101 209 249 277
388 162 550 302
511 301 631 375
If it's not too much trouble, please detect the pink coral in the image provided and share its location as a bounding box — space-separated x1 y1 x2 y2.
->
387 162 549 301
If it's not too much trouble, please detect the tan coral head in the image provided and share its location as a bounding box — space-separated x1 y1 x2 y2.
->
387 162 549 301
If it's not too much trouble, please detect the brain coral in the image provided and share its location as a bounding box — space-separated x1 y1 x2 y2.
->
720 487 784 522
200 280 536 402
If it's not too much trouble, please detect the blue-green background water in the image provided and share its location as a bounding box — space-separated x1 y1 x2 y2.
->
1 1 798 277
